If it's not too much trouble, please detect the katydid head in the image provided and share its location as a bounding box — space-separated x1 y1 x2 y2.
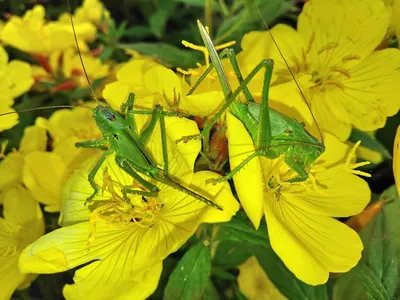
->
92 105 128 135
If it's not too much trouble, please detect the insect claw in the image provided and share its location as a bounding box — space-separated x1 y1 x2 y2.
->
205 178 218 185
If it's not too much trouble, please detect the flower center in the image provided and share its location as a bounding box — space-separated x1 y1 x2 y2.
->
88 169 163 245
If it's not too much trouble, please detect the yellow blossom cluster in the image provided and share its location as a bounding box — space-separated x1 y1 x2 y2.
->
0 0 399 299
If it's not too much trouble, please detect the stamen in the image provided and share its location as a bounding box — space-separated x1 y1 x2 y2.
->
317 43 339 55
342 55 361 62
323 80 345 90
345 141 372 177
330 67 351 78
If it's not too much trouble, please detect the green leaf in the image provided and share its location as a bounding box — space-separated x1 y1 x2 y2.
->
215 213 327 300
214 0 294 44
164 243 211 300
149 2 177 38
217 211 270 248
349 129 392 160
118 43 202 69
359 210 398 299
356 264 391 300
212 240 252 268
334 188 399 300
201 280 220 300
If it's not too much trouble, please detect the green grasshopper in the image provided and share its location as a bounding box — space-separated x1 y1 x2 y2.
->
180 20 325 184
0 2 223 211
66 1 222 210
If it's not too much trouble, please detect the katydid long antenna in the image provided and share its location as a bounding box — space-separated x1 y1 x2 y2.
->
66 0 101 105
0 105 87 117
254 5 324 144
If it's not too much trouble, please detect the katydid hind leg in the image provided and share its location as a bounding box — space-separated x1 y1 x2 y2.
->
115 156 160 201
154 174 223 210
75 138 109 150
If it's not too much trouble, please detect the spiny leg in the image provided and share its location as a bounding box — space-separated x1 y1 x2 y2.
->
86 148 114 204
115 156 160 200
206 150 261 185
177 58 275 144
154 174 223 211
75 138 108 150
284 147 309 183
122 93 139 138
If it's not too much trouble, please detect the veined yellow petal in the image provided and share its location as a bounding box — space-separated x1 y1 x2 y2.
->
394 126 400 195
283 165 370 217
338 49 400 130
298 0 389 72
226 113 264 228
62 262 162 300
264 195 363 285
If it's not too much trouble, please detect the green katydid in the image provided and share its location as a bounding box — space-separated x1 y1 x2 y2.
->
180 20 325 184
65 1 222 210
0 2 223 211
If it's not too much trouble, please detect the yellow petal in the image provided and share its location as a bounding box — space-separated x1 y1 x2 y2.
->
238 256 287 300
226 113 264 228
298 0 389 71
19 125 47 154
184 91 225 117
102 81 136 111
0 152 24 191
0 185 44 299
336 49 400 130
62 262 162 300
315 133 349 167
0 94 18 132
283 165 370 217
264 195 363 285
1 60 34 98
23 152 66 212
394 126 400 195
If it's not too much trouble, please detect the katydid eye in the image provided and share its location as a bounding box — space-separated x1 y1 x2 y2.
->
107 114 116 121
113 134 119 140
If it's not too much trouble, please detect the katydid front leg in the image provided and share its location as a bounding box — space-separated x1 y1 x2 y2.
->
285 147 309 183
86 148 114 204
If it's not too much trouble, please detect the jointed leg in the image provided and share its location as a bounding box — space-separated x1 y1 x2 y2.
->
285 150 309 183
206 150 261 185
115 156 160 200
178 59 275 144
154 174 223 210
86 148 114 204
75 139 108 150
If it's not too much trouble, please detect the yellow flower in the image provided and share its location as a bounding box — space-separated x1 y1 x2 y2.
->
1 5 96 55
73 0 110 26
61 48 110 88
103 59 225 116
239 0 400 141
0 45 34 132
19 115 239 299
0 126 46 197
238 256 287 300
394 126 400 195
0 184 44 299
226 112 370 285
22 106 102 212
